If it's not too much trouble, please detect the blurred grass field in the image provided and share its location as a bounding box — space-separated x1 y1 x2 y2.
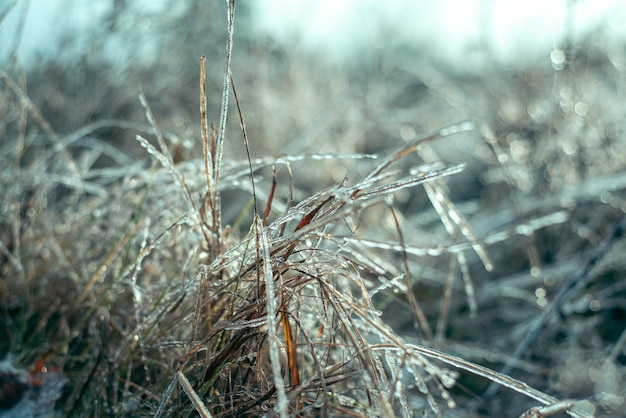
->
1 1 625 416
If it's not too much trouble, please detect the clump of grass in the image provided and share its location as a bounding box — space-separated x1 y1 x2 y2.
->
2 1 625 418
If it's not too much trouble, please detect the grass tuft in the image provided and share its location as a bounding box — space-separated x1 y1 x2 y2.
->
2 1 626 417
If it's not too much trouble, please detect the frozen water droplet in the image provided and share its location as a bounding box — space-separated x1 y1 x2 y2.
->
551 49 566 70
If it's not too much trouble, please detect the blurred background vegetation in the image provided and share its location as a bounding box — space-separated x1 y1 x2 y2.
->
1 0 625 416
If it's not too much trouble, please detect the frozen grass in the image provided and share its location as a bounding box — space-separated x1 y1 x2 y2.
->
2 1 626 417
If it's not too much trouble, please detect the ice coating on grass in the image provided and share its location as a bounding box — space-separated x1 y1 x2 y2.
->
224 317 268 331
345 211 569 258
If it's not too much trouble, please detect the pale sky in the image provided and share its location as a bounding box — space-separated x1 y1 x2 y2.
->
1 0 625 72
251 0 626 70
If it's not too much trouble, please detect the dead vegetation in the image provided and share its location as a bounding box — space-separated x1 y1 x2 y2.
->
1 1 625 417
